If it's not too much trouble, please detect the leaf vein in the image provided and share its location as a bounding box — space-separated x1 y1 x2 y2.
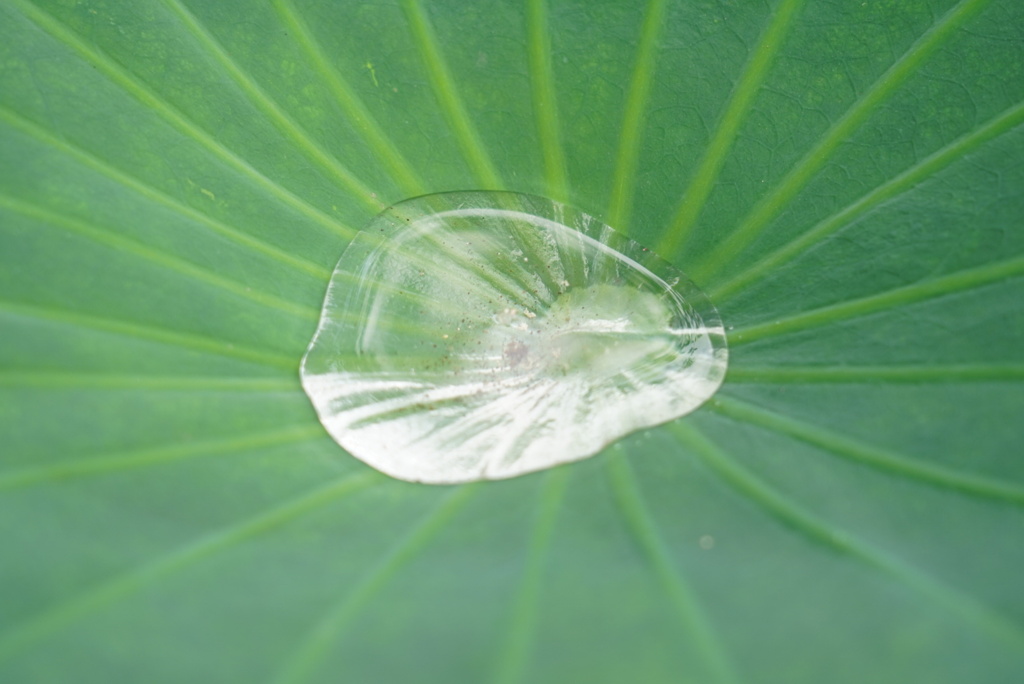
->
606 0 667 235
0 372 298 391
726 364 1024 384
708 395 1024 505
0 193 318 321
492 468 568 684
0 301 296 369
272 485 478 684
657 0 808 260
690 0 995 284
607 450 738 684
0 105 332 281
0 472 378 662
400 0 503 189
13 0 357 239
710 99 1024 300
526 0 569 202
269 0 427 197
730 256 1024 346
160 0 384 211
0 424 323 491
671 422 1024 650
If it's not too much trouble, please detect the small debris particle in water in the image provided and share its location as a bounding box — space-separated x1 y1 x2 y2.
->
301 191 727 484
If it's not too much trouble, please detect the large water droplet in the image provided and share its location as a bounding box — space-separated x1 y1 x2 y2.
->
301 192 727 484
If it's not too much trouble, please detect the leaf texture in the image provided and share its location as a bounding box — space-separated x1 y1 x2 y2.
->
1 0 1023 682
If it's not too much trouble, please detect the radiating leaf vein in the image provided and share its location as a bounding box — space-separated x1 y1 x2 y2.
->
0 193 318 321
708 395 1024 505
13 0 357 239
690 0 995 284
160 0 384 211
726 364 1024 384
526 0 569 202
607 449 738 684
0 105 332 280
400 0 503 189
671 423 1024 650
272 485 478 684
710 99 1024 300
0 300 296 369
657 0 808 260
730 256 1024 346
269 0 427 197
0 424 323 491
0 472 378 662
0 372 297 391
606 0 667 235
492 468 568 684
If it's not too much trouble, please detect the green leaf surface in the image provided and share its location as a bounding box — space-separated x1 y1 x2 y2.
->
2 0 1022 681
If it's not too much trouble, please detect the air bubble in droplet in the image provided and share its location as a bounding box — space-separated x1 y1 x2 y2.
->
301 191 727 484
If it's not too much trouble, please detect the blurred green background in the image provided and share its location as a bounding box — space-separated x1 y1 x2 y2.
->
1 0 1023 682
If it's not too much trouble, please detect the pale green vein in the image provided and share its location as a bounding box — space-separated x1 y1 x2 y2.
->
671 422 1024 649
526 0 568 202
0 193 318 321
690 0 994 284
727 364 1024 384
273 484 478 684
0 424 322 492
492 468 568 684
657 0 807 260
400 0 503 189
270 0 426 197
606 0 667 235
0 300 296 370
0 105 331 280
0 471 378 662
730 255 1024 346
606 449 737 684
161 0 383 212
708 395 1024 505
0 372 297 391
711 100 1024 301
14 0 357 239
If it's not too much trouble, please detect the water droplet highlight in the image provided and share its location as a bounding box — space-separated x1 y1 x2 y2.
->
301 192 727 484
